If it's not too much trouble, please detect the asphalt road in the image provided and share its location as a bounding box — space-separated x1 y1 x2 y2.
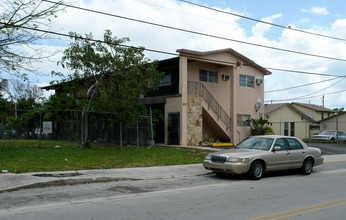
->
306 143 346 155
1 161 346 220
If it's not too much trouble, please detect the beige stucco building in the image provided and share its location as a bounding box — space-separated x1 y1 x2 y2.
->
320 111 346 134
142 48 271 146
264 102 337 139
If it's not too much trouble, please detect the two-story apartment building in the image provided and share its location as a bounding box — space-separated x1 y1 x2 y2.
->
142 48 271 146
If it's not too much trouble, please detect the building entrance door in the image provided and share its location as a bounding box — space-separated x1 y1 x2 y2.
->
168 112 180 145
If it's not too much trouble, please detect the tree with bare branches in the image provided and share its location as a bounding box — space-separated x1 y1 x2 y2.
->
0 0 66 78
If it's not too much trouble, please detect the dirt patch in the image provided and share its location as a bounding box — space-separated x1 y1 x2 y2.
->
33 172 83 177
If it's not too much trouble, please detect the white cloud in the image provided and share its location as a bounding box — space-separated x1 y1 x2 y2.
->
22 0 346 108
251 13 282 38
301 7 329 15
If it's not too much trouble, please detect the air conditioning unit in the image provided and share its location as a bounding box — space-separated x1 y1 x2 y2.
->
222 74 230 81
256 79 263 85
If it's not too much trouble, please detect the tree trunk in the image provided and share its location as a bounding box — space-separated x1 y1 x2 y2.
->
79 76 105 148
80 110 89 148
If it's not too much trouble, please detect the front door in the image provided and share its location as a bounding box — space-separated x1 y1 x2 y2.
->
168 112 180 145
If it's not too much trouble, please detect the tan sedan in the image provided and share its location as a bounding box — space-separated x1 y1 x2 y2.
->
203 135 323 180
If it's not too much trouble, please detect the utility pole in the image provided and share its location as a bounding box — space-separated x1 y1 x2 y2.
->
322 95 325 107
336 112 339 144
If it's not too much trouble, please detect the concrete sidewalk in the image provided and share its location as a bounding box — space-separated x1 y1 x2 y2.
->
1 154 346 193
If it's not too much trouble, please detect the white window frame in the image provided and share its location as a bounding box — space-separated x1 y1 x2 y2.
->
240 75 254 88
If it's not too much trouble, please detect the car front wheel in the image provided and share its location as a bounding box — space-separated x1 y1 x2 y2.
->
249 161 264 180
301 158 313 175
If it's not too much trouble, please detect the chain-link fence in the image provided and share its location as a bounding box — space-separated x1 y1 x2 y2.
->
0 109 154 147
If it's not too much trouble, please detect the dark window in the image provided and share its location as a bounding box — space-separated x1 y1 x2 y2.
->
321 112 324 120
240 75 254 88
237 114 250 126
284 122 289 136
199 69 218 83
286 138 303 150
159 72 170 87
290 122 295 136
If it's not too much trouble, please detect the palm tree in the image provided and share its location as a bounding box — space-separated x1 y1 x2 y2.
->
248 118 274 135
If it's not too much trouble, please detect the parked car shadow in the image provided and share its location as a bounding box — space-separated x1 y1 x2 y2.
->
206 169 317 181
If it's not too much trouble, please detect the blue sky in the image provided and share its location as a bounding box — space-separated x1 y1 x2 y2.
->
199 0 345 38
8 0 345 108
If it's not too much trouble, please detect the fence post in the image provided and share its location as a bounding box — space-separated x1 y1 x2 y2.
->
39 110 42 149
336 112 339 144
76 111 79 147
120 120 123 148
150 108 154 146
137 121 139 147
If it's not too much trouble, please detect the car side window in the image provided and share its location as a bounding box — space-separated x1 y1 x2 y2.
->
274 139 289 151
286 138 303 150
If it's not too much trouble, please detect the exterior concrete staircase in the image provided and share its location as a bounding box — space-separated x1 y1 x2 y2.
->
187 81 231 141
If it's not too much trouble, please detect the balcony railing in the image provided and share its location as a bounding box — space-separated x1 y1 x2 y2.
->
187 81 231 131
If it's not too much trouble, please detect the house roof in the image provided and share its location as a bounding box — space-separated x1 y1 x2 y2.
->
265 102 335 114
264 103 288 115
291 102 336 113
176 48 271 75
320 111 345 122
264 102 336 122
42 48 271 91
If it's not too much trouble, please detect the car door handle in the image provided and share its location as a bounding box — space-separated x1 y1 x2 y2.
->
286 152 290 156
302 152 306 155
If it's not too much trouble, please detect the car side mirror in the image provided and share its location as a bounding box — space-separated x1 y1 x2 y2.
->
273 146 281 151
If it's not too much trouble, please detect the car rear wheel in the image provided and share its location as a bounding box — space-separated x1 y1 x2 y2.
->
301 158 313 175
249 161 264 180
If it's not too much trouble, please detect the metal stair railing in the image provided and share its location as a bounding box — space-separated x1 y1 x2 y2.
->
187 81 231 131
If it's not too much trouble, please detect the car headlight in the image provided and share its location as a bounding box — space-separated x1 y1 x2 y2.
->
205 155 212 160
227 157 249 163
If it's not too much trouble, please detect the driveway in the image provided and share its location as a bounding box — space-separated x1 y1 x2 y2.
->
306 142 346 155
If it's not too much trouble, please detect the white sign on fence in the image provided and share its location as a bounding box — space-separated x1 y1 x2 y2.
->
43 121 52 134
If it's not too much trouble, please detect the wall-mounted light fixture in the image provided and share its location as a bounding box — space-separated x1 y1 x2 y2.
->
255 99 262 112
235 61 243 69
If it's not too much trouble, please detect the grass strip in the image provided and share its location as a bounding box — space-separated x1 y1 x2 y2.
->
0 140 210 173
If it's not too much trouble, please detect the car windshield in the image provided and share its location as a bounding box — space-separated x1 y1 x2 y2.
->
236 137 274 151
320 130 335 135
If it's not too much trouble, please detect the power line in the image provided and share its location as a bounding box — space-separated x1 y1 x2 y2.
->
265 89 346 103
41 0 346 62
265 76 346 93
134 0 338 52
246 65 344 77
3 22 345 103
266 77 346 102
2 21 344 79
292 77 345 99
179 0 346 43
